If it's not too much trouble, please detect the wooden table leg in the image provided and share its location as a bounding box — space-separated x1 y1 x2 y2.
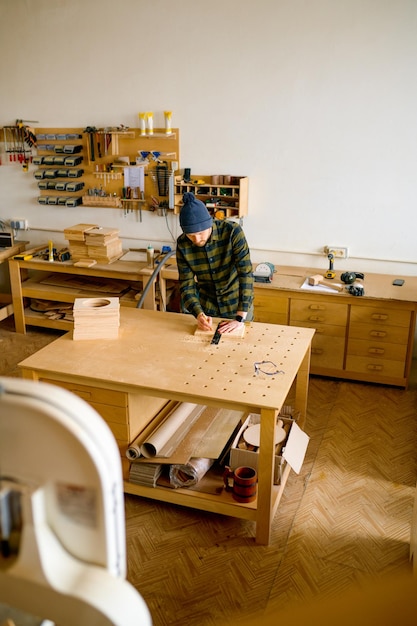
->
8 259 26 334
255 407 278 545
294 344 311 429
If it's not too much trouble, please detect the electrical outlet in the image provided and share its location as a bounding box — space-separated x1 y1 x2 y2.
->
11 219 28 230
324 245 348 259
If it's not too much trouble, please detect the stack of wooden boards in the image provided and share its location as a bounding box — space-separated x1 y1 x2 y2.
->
73 296 120 340
64 223 123 265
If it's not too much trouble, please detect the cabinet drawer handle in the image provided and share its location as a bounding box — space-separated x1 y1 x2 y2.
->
367 364 383 371
312 348 324 355
308 315 325 322
309 304 325 311
371 313 388 321
75 390 92 400
370 330 387 338
368 347 385 355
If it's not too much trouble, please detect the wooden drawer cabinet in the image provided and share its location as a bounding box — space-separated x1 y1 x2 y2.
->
252 266 417 387
290 299 348 371
253 288 289 324
39 377 168 478
346 304 412 384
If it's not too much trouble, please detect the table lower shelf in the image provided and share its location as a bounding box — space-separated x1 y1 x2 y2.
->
123 463 291 524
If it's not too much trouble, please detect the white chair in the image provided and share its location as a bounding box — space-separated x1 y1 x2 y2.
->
0 376 152 626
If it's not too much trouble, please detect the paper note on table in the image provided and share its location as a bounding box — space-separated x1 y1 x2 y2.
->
300 278 343 294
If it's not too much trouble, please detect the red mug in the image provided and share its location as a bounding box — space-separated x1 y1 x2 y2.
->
223 466 257 503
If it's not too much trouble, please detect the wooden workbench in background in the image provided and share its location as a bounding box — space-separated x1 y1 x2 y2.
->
9 244 158 334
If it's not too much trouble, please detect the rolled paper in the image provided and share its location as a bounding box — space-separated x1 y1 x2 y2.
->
140 403 204 458
169 457 214 488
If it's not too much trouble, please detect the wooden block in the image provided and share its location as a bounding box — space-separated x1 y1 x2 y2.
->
73 297 120 340
74 258 97 267
64 223 98 240
84 227 120 244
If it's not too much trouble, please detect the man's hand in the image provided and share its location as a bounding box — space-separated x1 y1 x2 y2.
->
197 312 213 331
218 319 243 334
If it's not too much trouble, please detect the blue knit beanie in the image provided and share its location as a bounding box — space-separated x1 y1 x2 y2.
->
180 192 213 233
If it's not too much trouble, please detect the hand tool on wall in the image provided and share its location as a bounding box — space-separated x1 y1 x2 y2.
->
156 162 169 196
83 126 97 161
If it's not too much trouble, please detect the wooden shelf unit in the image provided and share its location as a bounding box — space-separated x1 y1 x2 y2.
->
174 175 248 219
8 244 159 334
159 264 417 388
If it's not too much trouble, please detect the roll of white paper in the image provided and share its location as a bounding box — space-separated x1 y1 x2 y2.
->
140 403 203 458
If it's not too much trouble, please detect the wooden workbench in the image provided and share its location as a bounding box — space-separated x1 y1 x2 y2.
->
18 308 314 545
9 244 158 333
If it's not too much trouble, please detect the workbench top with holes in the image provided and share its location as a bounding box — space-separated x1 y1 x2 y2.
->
8 244 159 334
160 263 417 388
18 307 314 546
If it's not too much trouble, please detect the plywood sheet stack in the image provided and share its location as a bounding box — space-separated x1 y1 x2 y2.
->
84 227 123 264
63 223 98 261
73 297 120 340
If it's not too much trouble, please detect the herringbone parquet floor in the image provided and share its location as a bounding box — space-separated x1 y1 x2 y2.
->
1 317 416 625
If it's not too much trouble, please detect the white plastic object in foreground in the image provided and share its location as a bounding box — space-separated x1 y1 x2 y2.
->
0 376 152 626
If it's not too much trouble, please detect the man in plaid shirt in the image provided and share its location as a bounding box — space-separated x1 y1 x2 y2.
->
176 192 254 334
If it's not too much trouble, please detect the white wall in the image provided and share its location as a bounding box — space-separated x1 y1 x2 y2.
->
1 0 417 278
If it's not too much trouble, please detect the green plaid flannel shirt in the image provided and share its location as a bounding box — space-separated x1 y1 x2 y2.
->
176 220 254 319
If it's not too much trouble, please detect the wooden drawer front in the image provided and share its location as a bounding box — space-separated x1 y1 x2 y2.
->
348 321 410 345
310 336 345 370
253 289 289 324
350 305 411 328
89 401 128 427
347 338 408 362
291 320 345 338
99 419 129 444
290 299 348 326
40 378 128 408
345 355 405 379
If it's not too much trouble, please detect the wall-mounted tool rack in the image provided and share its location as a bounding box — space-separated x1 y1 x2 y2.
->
34 129 86 207
174 175 248 220
34 127 180 216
